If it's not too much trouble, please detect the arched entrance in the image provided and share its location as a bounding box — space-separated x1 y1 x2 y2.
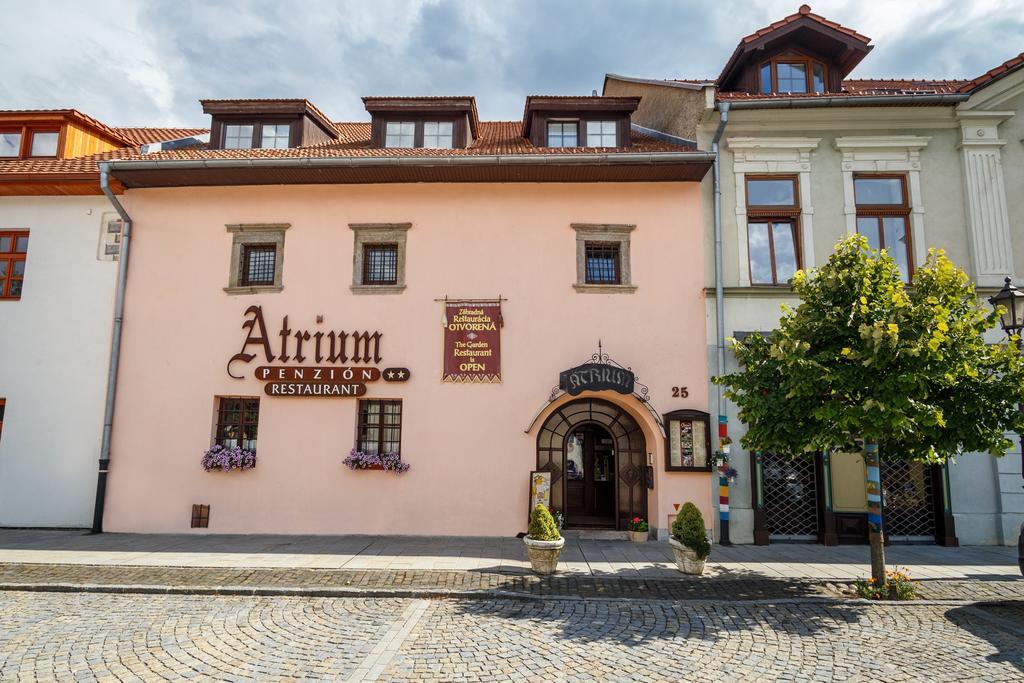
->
536 398 647 530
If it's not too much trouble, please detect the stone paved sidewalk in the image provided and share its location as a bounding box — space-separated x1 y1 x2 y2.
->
2 562 1022 602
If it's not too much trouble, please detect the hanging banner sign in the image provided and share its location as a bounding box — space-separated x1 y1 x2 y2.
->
442 300 502 383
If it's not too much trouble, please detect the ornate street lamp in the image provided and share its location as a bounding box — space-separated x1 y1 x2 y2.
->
988 277 1024 575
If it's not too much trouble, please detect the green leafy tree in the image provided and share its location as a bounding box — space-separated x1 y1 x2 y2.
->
715 235 1024 583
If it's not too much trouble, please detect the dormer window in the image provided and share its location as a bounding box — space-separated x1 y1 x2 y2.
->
29 131 59 157
0 132 22 157
585 121 617 148
385 122 415 148
224 125 254 149
261 124 291 149
547 121 578 148
759 57 826 94
423 122 453 149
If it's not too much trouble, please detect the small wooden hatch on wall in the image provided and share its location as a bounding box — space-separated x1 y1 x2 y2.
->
191 504 210 528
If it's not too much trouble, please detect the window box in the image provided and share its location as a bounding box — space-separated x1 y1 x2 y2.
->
343 449 410 474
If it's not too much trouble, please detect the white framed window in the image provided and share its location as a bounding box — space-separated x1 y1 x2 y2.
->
586 120 617 147
547 121 578 147
224 125 254 149
261 124 291 149
385 122 415 148
423 121 453 149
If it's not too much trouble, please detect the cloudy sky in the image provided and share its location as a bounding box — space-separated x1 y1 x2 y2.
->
1 0 1022 128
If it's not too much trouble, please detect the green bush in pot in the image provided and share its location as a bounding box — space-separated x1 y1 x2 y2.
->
672 502 710 560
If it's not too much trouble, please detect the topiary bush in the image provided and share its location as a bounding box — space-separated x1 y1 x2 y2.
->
528 504 561 541
672 502 710 559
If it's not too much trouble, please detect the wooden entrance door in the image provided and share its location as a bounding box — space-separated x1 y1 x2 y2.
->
565 425 616 528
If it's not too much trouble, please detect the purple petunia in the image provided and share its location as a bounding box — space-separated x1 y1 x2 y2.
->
343 449 410 474
201 444 257 472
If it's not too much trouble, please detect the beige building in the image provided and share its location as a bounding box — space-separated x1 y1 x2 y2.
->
606 5 1024 546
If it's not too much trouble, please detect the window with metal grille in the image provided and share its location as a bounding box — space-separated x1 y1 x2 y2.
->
357 400 402 455
584 241 621 284
239 244 276 286
547 121 578 147
215 397 259 453
0 231 28 299
362 244 398 285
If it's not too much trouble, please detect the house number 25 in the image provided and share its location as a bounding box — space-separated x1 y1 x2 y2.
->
671 386 689 398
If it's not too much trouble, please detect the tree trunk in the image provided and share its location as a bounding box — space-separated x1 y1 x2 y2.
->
864 439 886 585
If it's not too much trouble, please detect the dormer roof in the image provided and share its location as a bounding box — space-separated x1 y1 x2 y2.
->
717 4 872 90
521 96 640 138
0 109 135 147
200 98 339 139
362 96 480 138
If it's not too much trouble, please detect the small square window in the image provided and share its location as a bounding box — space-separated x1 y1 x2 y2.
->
586 121 617 147
547 121 578 148
191 504 210 529
385 122 415 148
29 132 59 157
585 242 621 285
0 133 20 157
363 244 398 285
224 125 254 149
423 122 453 149
239 244 277 286
357 399 402 455
261 124 291 149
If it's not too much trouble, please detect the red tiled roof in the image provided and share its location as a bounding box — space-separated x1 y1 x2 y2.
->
957 51 1024 93
740 4 870 45
0 121 694 178
112 127 208 145
0 108 134 146
715 77 970 102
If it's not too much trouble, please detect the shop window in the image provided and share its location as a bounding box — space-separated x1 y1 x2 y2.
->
215 397 260 453
547 121 578 148
664 409 712 472
572 223 636 293
356 399 402 455
746 176 801 286
0 230 29 299
224 223 288 294
585 120 617 147
854 175 912 283
350 223 410 294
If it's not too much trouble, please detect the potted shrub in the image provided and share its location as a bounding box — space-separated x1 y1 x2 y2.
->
669 502 711 575
201 444 256 472
524 504 564 575
627 516 649 542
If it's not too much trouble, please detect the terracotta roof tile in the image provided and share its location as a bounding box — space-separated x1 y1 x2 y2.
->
112 127 208 145
741 4 870 45
0 108 133 146
957 51 1024 92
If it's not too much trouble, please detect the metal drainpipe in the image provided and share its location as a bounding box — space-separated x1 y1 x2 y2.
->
91 164 132 533
711 102 730 544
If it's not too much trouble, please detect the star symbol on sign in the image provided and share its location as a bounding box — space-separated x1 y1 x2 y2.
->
397 371 407 379
386 371 395 379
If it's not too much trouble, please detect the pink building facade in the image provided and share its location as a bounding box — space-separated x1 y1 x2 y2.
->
101 97 715 537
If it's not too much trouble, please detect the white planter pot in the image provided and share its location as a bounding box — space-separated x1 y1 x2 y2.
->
669 537 707 575
628 530 648 543
524 536 565 575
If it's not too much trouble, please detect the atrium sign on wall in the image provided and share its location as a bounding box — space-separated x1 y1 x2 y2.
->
227 305 409 396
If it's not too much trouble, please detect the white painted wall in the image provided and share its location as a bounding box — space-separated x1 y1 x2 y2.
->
0 196 117 527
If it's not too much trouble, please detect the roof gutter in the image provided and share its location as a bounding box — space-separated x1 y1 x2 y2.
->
716 93 970 110
104 151 716 173
91 162 132 533
711 102 730 544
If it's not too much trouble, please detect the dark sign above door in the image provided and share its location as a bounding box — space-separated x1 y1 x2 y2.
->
559 363 635 396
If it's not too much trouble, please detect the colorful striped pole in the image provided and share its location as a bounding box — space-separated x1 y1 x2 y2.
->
864 439 886 583
718 414 732 546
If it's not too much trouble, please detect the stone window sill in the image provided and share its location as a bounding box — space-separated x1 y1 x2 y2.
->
573 283 637 294
350 284 407 295
223 285 284 295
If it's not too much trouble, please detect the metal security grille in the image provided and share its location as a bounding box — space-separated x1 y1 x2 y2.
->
240 244 276 286
585 242 621 284
762 453 818 540
882 461 935 541
363 244 398 285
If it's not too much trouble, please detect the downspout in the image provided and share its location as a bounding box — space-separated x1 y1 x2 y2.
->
712 102 731 544
91 164 131 533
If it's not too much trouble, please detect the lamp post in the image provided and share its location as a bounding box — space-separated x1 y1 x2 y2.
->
988 277 1024 575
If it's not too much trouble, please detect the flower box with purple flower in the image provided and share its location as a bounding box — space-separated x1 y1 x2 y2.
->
343 449 410 474
201 444 256 472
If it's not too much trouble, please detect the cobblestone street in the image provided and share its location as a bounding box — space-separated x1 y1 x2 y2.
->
1 590 1022 682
